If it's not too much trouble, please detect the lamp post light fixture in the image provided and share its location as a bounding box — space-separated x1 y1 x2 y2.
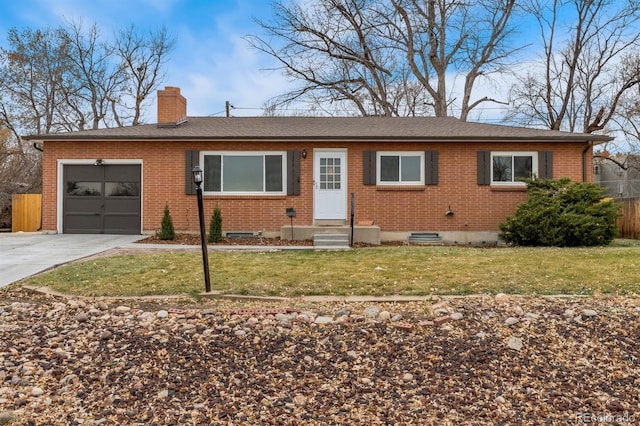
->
192 165 211 293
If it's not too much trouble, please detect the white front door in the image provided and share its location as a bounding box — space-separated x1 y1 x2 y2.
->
314 150 347 220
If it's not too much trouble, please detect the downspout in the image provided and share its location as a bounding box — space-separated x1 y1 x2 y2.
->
582 141 593 182
32 141 44 231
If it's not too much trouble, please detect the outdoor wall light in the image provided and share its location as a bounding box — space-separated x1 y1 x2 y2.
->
301 149 307 159
192 165 203 186
192 165 211 293
95 159 104 166
445 206 454 216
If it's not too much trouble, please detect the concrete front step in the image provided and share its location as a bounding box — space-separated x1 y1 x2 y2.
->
281 225 380 245
313 233 351 248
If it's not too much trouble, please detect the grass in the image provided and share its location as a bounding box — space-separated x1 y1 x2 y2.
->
21 239 640 298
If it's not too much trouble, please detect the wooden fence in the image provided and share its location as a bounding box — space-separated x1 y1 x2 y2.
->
617 197 640 239
11 194 42 232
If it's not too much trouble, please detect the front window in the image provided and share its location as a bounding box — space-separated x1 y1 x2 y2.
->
201 152 286 194
491 152 537 184
377 152 424 185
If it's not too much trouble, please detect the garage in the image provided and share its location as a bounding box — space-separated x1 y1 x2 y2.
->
63 164 141 234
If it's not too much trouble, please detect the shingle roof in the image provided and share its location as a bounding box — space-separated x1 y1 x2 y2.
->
24 116 612 143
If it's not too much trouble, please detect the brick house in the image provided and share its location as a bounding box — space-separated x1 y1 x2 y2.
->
25 86 611 244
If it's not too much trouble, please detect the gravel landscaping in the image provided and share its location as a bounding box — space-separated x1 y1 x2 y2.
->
1 286 639 425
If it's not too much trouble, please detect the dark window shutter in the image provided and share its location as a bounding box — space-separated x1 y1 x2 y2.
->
538 151 553 179
287 151 301 195
363 151 376 185
425 151 439 185
266 155 284 192
185 150 199 194
477 151 491 185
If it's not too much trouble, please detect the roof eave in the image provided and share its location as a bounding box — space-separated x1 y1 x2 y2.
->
24 135 614 143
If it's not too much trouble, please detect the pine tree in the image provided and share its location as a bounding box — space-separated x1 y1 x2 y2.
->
158 204 175 240
208 206 223 243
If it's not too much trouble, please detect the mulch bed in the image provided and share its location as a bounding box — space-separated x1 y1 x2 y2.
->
138 233 313 246
137 233 405 247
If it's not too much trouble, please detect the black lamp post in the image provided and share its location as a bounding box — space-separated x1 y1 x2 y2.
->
192 165 211 293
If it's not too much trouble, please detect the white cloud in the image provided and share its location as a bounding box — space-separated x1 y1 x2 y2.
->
163 3 289 117
171 41 290 117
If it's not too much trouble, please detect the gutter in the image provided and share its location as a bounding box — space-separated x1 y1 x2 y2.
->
22 135 613 143
582 141 593 182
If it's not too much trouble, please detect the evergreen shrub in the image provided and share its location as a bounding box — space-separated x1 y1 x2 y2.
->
499 178 620 247
158 204 175 240
208 205 223 243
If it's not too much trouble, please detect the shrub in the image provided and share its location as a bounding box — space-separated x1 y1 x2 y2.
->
158 204 175 240
499 178 620 247
208 205 223 243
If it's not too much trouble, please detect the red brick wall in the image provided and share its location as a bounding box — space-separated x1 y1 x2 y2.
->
42 139 592 234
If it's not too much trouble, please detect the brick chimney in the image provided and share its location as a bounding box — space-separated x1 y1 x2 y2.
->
157 86 187 127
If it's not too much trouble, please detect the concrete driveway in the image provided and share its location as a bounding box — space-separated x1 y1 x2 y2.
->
0 233 144 288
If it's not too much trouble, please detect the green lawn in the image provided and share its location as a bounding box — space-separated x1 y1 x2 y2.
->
21 240 640 298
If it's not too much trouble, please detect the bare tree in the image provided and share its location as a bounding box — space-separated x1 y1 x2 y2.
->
0 22 174 228
0 27 72 135
248 0 519 118
115 25 176 126
507 0 640 134
0 123 41 229
248 0 408 116
0 22 174 134
390 0 517 118
61 20 126 130
610 56 640 154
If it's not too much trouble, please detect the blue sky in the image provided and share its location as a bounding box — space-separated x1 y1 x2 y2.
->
0 1 633 129
0 0 529 123
0 0 568 124
0 0 287 119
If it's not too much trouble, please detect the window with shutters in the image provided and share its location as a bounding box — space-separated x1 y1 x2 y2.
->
491 152 538 185
377 152 424 185
201 152 287 195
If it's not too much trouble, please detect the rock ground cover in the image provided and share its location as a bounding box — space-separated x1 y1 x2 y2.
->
1 287 639 425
